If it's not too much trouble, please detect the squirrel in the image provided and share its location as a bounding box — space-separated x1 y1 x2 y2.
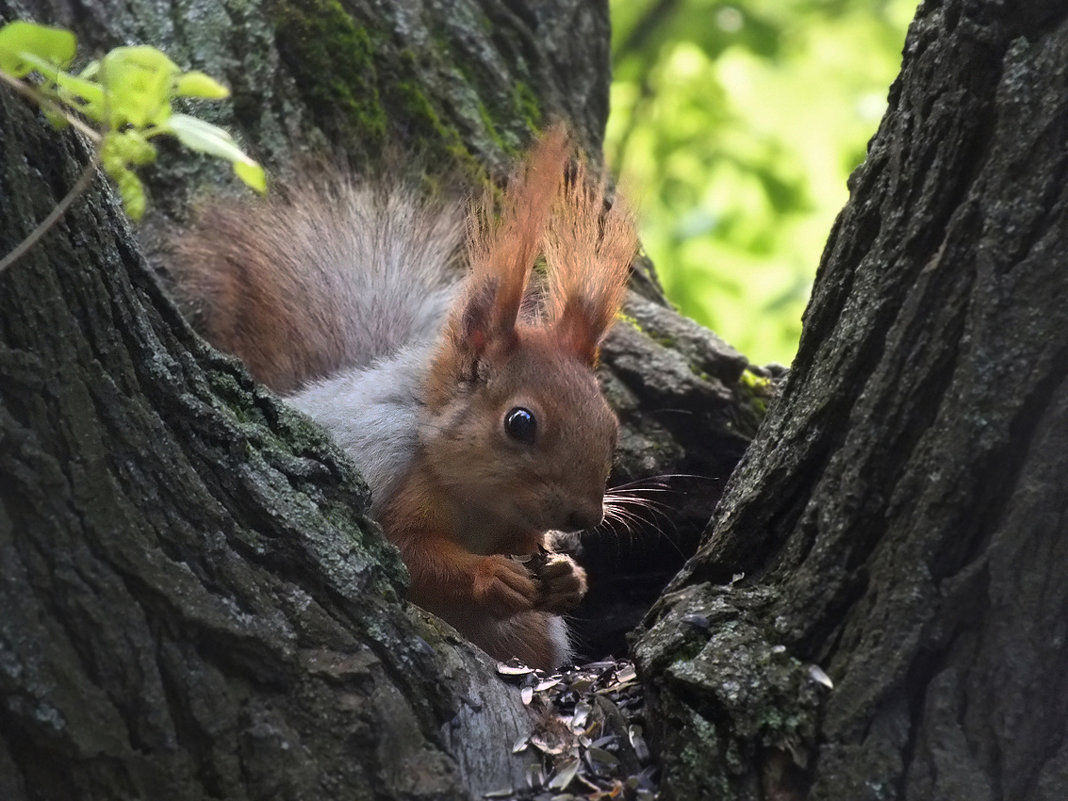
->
171 128 637 670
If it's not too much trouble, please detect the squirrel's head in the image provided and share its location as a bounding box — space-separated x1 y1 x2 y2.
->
423 323 620 550
422 127 636 552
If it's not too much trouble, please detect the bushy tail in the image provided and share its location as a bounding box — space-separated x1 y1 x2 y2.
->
171 175 465 393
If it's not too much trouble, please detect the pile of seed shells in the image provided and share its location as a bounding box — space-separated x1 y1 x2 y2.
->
486 658 657 800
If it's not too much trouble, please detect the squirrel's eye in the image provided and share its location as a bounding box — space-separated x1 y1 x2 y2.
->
504 407 536 444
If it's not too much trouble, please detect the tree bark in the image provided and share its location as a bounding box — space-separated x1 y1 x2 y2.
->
634 2 1068 799
0 56 536 801
0 1 756 798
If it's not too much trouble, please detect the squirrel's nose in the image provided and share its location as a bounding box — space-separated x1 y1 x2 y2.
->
565 502 604 532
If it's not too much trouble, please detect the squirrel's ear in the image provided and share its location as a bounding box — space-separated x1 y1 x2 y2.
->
431 277 517 392
457 276 518 364
554 296 611 366
460 125 570 355
460 278 497 356
545 163 637 366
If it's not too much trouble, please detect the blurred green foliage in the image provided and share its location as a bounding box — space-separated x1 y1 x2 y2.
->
607 0 916 365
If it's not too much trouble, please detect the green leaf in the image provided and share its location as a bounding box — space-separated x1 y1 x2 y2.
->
164 113 266 193
164 113 248 160
233 160 267 194
6 50 63 83
1 24 264 222
102 130 158 167
0 21 76 78
114 167 147 221
175 71 229 99
99 45 179 128
53 68 107 120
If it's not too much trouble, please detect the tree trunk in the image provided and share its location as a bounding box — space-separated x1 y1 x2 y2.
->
0 1 755 798
634 2 1068 799
14 0 1058 799
0 41 537 801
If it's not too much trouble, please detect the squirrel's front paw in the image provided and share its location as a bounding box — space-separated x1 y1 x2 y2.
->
472 555 538 618
532 553 587 613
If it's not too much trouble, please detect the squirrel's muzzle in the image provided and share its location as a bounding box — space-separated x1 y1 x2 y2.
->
564 500 604 532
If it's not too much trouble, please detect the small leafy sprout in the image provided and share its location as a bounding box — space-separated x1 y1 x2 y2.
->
0 20 75 77
0 21 265 220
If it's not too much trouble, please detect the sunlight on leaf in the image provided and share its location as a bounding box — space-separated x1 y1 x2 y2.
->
0 20 264 226
165 113 266 193
0 20 75 77
165 113 243 159
175 71 229 99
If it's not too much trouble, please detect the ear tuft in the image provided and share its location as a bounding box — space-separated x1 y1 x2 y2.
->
543 160 637 365
441 124 571 377
464 125 570 329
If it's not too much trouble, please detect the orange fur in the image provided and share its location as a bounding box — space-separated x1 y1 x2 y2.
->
383 473 579 670
172 127 636 670
543 161 637 365
389 130 635 669
171 201 342 392
427 126 569 405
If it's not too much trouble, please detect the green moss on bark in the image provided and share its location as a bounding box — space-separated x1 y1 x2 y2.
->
271 0 388 157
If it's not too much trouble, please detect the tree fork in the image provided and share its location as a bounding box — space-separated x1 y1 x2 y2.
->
0 1 757 798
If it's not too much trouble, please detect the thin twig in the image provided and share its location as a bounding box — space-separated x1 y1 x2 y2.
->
0 151 101 275
0 69 102 143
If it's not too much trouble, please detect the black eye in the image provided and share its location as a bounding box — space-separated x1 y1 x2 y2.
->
504 407 536 444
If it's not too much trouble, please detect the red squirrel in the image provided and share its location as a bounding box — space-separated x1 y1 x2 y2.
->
172 128 637 669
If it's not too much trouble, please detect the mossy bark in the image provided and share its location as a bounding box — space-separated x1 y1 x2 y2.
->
0 0 758 798
634 3 1068 799
0 62 543 801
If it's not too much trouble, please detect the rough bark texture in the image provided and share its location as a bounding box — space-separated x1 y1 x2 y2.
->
0 1 759 798
0 74 540 801
634 1 1068 799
